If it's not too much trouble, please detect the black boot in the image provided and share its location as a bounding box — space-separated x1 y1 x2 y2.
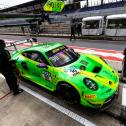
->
13 88 23 95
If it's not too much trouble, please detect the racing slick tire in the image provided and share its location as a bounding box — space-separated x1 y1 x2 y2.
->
57 83 80 104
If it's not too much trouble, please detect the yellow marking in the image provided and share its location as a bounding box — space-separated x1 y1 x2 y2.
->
83 94 96 99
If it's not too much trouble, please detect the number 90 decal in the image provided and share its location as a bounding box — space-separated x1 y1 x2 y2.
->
43 0 64 12
47 1 61 9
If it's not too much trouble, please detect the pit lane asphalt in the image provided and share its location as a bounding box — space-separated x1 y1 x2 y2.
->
0 34 126 51
0 35 125 126
0 77 84 126
0 75 122 126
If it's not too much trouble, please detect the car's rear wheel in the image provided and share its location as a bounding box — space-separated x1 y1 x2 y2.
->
57 83 80 104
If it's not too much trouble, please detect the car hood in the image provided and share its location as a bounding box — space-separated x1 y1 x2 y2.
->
59 53 119 89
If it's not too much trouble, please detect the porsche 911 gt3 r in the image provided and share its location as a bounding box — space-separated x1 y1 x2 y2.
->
12 42 119 109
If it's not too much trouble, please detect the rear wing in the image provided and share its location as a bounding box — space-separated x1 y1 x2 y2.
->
5 38 37 52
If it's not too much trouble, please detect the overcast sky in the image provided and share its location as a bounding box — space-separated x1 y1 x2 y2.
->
0 0 33 9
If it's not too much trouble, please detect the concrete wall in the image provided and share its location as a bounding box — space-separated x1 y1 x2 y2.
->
0 23 71 35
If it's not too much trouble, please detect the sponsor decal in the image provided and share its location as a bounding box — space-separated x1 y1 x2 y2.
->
42 71 51 81
80 60 88 66
64 66 80 76
83 94 96 99
52 46 65 54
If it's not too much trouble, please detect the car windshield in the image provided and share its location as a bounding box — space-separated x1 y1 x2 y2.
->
46 46 79 67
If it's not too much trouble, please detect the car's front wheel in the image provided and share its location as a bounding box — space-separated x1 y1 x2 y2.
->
57 83 80 104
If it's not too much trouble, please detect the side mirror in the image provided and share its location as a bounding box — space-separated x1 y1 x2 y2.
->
37 63 48 69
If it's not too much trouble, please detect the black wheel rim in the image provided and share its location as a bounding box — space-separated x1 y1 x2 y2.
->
58 84 79 104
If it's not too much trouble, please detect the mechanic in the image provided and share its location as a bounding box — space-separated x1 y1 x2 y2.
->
120 48 126 81
77 23 82 36
0 39 23 95
70 21 76 41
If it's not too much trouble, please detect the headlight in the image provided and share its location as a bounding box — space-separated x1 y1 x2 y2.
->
83 78 98 91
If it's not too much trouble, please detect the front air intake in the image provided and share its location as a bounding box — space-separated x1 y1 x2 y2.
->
92 66 102 73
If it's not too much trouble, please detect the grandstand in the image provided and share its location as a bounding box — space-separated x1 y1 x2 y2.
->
0 0 125 19
0 0 126 39
52 0 125 22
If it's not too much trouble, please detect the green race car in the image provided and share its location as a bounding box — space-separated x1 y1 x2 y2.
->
12 42 119 109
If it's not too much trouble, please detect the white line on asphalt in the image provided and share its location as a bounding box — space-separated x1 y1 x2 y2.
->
107 59 121 63
20 84 96 126
122 85 126 106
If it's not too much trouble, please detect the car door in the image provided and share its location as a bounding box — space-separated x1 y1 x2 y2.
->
21 51 55 91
